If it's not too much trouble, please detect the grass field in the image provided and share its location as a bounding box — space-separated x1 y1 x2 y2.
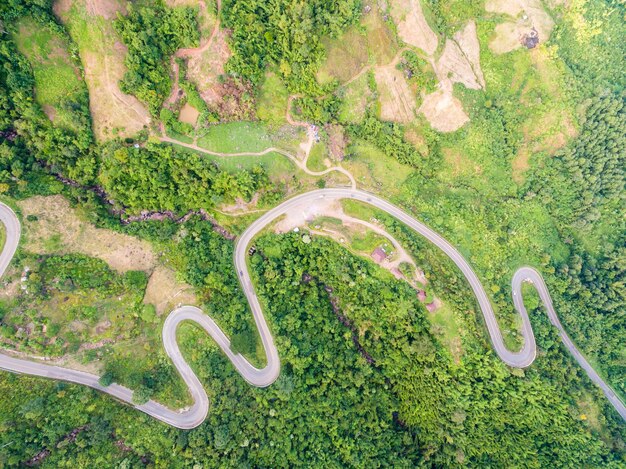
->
197 121 275 153
257 72 290 127
317 28 369 85
14 18 88 133
342 140 414 194
55 0 150 140
338 73 373 124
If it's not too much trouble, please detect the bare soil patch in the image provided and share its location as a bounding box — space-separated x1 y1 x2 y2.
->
18 195 156 273
55 0 150 140
179 102 200 125
375 65 417 123
389 0 438 55
143 266 197 315
325 124 347 161
486 0 554 54
419 88 468 132
435 21 484 90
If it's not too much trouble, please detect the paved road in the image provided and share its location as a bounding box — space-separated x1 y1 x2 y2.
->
0 190 624 428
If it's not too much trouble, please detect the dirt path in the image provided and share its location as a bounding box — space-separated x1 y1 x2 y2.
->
165 0 221 107
158 135 357 189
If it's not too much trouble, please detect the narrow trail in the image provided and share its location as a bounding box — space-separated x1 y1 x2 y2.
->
0 191 624 429
158 135 357 189
165 0 221 107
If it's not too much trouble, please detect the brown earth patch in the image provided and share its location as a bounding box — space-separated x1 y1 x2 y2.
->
487 0 554 54
325 124 347 161
17 195 156 273
179 102 200 125
143 266 197 315
435 21 484 90
419 88 468 132
55 0 150 141
389 0 438 55
375 65 417 123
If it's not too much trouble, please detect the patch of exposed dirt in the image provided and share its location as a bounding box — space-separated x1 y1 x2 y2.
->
375 65 417 123
419 88 468 132
185 27 233 107
55 0 150 140
486 0 554 54
17 195 156 273
143 266 197 315
325 124 347 161
389 0 438 55
435 21 485 90
179 102 200 125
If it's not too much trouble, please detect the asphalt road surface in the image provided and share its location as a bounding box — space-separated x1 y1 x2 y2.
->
0 190 623 428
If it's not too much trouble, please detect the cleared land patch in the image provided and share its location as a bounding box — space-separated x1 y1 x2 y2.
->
17 195 156 273
143 266 197 315
419 88 468 132
375 65 417 123
389 0 438 55
317 28 369 85
55 0 150 140
435 21 485 90
14 17 87 133
486 0 555 54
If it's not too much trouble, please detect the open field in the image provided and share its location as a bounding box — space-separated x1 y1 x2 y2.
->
18 195 156 273
257 72 290 127
375 65 417 123
54 0 150 140
317 28 369 85
14 17 87 133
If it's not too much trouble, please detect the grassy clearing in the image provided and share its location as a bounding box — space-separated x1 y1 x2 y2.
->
361 2 398 65
307 142 330 172
342 140 414 194
17 195 156 273
427 302 463 362
338 73 373 124
196 121 306 155
14 18 87 133
196 121 275 153
317 28 368 85
55 0 150 140
257 72 290 127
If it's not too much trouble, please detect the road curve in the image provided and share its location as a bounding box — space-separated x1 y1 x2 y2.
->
0 190 624 428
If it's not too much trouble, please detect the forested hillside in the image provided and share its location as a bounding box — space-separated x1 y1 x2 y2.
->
0 0 624 466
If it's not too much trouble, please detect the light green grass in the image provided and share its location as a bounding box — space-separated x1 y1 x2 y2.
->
338 73 372 124
307 142 329 171
343 140 413 193
257 72 289 127
317 28 369 85
14 18 86 133
196 122 273 153
351 231 387 252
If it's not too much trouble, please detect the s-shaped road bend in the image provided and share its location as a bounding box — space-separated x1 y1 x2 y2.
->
0 190 624 428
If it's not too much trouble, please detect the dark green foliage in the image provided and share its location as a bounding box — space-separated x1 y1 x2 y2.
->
526 92 625 231
98 141 271 214
114 1 199 115
399 50 437 94
348 115 427 167
0 4 96 186
221 0 361 90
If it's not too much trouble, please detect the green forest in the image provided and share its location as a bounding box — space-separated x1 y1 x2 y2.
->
0 0 625 466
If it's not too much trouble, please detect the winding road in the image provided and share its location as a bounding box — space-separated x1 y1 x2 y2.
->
0 190 624 428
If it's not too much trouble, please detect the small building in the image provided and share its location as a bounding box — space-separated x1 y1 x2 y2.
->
371 247 387 263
